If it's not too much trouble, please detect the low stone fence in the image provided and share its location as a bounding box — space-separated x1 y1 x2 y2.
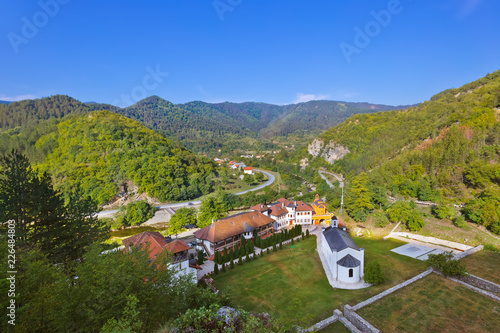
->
445 274 500 303
390 232 472 251
344 306 380 333
300 312 340 332
453 245 483 260
352 268 433 311
455 273 500 294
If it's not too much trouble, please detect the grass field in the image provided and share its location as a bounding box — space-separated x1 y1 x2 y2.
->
212 235 428 326
461 250 500 284
357 274 500 333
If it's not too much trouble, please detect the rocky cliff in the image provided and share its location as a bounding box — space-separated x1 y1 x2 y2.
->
308 139 350 164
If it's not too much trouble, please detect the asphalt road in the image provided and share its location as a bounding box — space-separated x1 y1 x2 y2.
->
97 169 275 218
318 170 344 188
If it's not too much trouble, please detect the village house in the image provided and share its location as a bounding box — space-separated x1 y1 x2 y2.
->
122 231 197 283
194 211 274 256
321 226 364 284
243 166 253 174
251 198 314 230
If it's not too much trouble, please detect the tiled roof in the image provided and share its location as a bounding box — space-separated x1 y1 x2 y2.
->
164 239 189 254
251 203 269 212
323 227 360 252
244 167 253 170
269 203 288 216
337 254 361 268
194 211 274 243
295 201 314 211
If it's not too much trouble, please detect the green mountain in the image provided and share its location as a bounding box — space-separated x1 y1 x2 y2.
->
312 70 500 233
0 94 405 155
8 111 216 205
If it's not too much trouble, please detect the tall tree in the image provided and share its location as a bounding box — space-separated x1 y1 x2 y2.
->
197 195 226 228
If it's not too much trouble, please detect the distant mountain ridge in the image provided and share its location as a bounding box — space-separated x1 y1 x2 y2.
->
0 94 408 154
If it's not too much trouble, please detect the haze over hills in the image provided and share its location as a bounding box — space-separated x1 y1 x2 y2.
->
0 94 407 155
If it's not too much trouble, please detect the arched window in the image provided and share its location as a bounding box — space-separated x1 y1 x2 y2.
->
349 269 353 278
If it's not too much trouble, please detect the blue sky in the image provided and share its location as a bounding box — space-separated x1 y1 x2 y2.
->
1 0 499 106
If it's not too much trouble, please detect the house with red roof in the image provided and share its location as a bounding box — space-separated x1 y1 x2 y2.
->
243 166 253 175
251 198 315 230
122 231 197 282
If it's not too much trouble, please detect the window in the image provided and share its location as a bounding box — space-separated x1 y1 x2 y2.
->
349 269 353 278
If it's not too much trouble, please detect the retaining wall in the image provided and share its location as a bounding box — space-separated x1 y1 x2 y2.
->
453 245 483 260
391 232 472 251
457 274 500 293
344 305 380 333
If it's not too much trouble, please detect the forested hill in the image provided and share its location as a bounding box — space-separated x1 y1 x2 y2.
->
312 70 500 233
0 94 405 155
31 111 217 205
0 101 10 104
0 95 112 131
117 97 404 153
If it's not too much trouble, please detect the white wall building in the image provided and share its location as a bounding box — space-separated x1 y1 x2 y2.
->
321 227 364 284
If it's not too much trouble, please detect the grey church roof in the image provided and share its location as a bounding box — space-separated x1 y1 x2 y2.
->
323 227 360 252
337 254 361 268
242 222 255 233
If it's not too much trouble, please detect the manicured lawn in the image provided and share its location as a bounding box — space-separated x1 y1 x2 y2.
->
212 235 428 326
358 274 500 333
461 250 500 284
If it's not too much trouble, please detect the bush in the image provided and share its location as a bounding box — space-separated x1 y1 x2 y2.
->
452 215 468 229
214 264 219 275
373 211 389 228
484 243 499 252
221 263 226 273
426 252 467 276
238 255 243 266
197 250 205 266
306 229 310 238
364 262 385 285
230 259 234 269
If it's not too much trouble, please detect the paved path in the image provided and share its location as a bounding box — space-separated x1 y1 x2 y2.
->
98 170 275 218
319 170 344 188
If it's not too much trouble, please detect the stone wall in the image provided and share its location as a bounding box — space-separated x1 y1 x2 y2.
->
352 268 433 311
453 245 483 260
455 274 500 294
344 305 380 333
390 232 473 251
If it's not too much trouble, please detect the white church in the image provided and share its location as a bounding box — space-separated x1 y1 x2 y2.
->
320 226 364 284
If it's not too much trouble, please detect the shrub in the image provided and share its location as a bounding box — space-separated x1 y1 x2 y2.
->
373 211 389 228
484 243 499 252
221 263 226 273
238 255 243 266
214 263 219 275
197 250 205 266
452 215 468 229
364 262 385 285
426 252 467 276
306 229 310 238
230 260 234 269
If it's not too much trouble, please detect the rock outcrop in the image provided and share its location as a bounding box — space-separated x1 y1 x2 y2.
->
308 139 350 164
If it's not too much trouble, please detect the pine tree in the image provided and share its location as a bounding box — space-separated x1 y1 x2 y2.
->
246 252 250 262
214 263 219 275
241 236 246 249
197 250 205 265
306 229 310 238
221 263 226 273
292 238 295 245
230 259 234 269
238 255 243 265
302 232 305 240
273 241 277 252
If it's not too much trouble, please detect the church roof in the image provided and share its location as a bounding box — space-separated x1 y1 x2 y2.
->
323 227 360 252
337 254 361 268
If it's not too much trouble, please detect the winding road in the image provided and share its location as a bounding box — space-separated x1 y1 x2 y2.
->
318 170 344 188
98 169 275 218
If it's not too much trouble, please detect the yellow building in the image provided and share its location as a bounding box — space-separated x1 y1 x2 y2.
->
312 194 334 225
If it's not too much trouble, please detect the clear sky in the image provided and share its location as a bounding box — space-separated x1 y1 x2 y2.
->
1 0 499 107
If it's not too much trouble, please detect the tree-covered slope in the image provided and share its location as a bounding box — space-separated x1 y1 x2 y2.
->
0 95 113 131
318 70 500 175
35 111 216 205
314 70 500 233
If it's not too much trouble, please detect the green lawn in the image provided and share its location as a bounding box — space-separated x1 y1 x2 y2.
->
358 274 500 333
212 235 428 326
461 250 500 284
